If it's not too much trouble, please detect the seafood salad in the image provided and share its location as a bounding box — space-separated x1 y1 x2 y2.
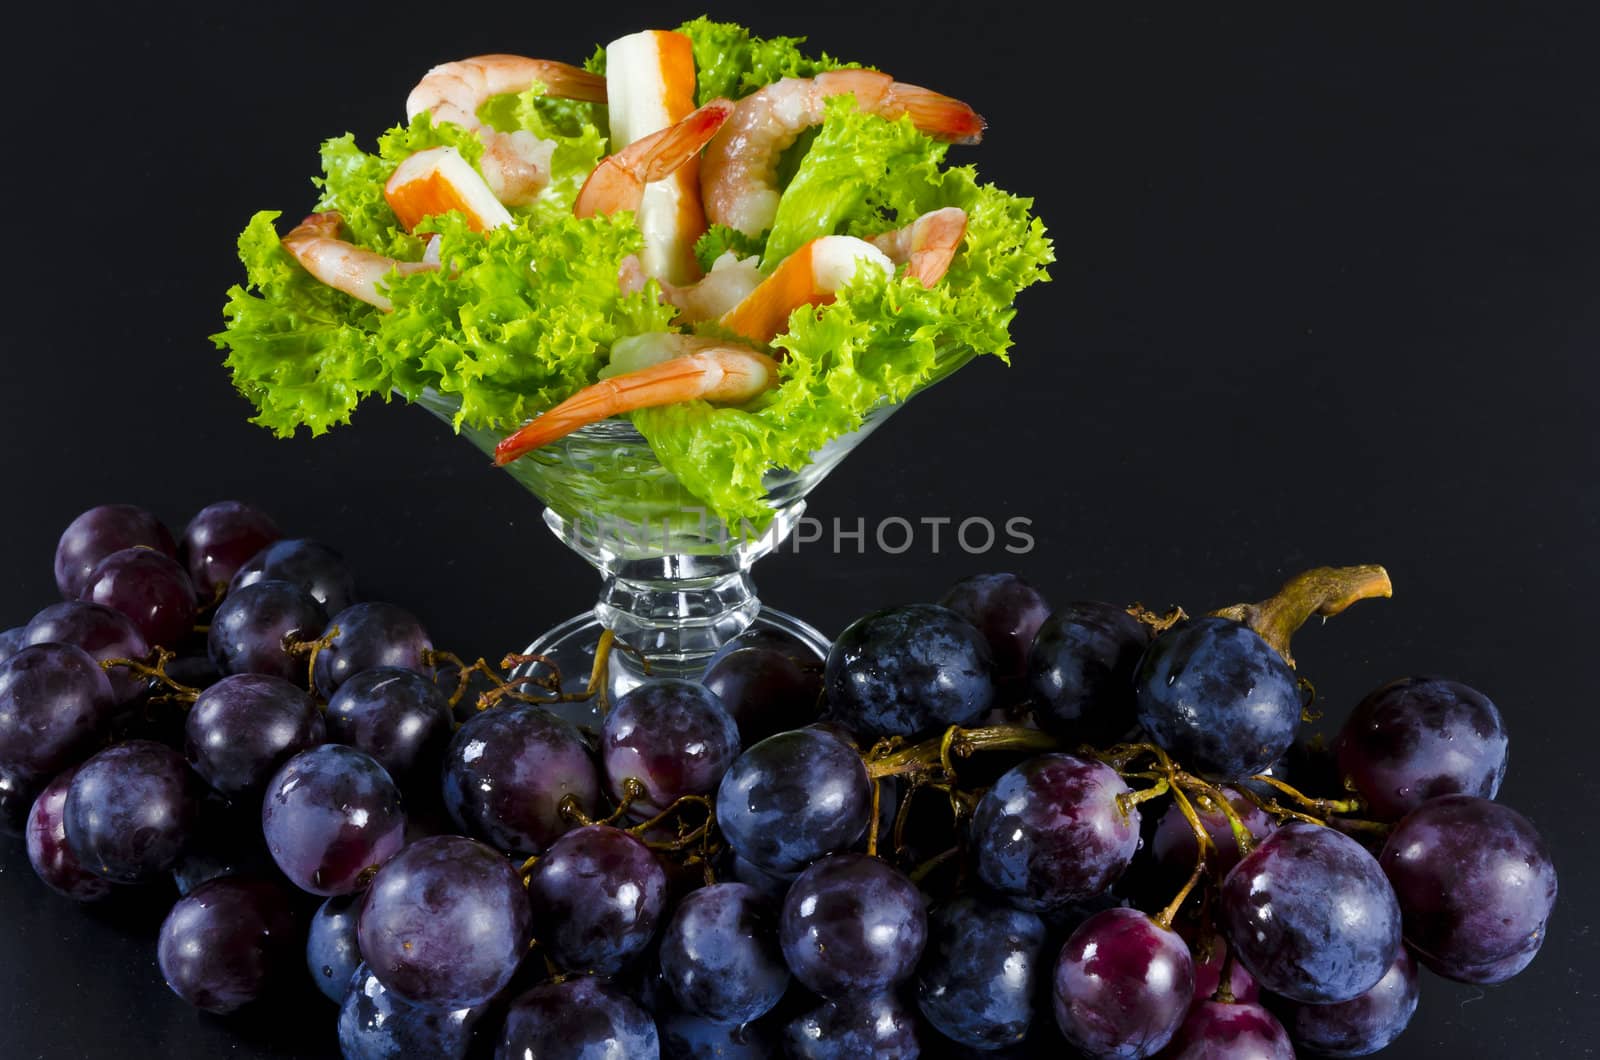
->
217 19 1052 526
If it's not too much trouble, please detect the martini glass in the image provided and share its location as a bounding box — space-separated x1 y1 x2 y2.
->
415 389 896 724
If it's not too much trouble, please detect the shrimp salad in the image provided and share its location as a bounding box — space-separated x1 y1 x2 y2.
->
217 18 1052 526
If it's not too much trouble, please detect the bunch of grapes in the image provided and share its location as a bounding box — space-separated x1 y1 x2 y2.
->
0 504 1557 1059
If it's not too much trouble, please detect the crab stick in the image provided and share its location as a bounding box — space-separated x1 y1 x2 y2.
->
384 146 514 233
604 30 707 285
718 236 895 344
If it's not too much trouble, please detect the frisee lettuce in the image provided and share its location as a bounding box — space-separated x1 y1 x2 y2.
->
674 16 856 104
215 20 1052 529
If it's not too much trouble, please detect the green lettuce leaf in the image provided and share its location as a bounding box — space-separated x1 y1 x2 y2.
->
380 211 675 430
762 95 949 267
675 16 853 104
215 211 387 437
693 223 766 273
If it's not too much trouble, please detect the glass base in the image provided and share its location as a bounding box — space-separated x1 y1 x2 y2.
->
515 607 831 730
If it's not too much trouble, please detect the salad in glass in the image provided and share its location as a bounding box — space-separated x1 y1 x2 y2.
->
216 18 1053 535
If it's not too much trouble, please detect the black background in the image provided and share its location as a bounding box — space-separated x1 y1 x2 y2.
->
1 2 1596 1056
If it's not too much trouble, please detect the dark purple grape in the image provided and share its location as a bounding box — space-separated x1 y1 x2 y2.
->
702 645 823 745
82 546 197 649
208 578 328 683
54 504 177 600
23 601 149 704
970 753 1141 911
526 824 667 975
779 853 926 998
916 895 1046 1050
602 679 740 815
1151 785 1276 878
181 501 282 600
1052 908 1193 1058
1133 617 1301 780
339 963 480 1059
825 604 995 737
0 762 42 837
157 876 298 1013
1379 794 1556 983
230 538 357 616
0 643 116 775
783 990 920 1059
312 602 433 697
185 674 324 796
1026 601 1149 743
326 667 453 784
1336 676 1509 820
1278 947 1419 1057
441 704 600 855
659 1004 775 1059
1220 822 1401 1003
706 625 821 669
262 744 406 896
1162 1000 1294 1060
308 894 364 1003
64 739 197 882
359 835 530 1009
0 625 27 663
940 572 1051 686
716 727 871 875
25 767 113 901
496 976 659 1059
659 882 788 1024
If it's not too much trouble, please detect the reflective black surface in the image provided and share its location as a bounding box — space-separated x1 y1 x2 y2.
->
1 2 1595 1056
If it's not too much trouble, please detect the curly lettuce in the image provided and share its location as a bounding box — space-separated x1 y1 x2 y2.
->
675 16 855 104
215 20 1051 529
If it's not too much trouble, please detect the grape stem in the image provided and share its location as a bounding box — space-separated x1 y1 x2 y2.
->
1125 603 1189 633
1211 564 1392 667
865 725 1060 780
866 779 883 856
1155 854 1206 930
1168 783 1219 862
99 648 199 704
285 625 341 691
1249 772 1364 816
1173 772 1258 856
1212 945 1238 1004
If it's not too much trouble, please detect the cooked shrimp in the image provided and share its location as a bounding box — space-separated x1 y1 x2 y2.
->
618 250 763 324
867 206 968 287
280 212 436 312
573 99 735 219
494 334 779 462
406 55 607 207
718 235 894 344
701 71 985 237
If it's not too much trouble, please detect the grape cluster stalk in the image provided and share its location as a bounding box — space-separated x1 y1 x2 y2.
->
0 502 1558 1059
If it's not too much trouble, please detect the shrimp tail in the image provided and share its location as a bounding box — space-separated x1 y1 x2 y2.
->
493 345 779 462
629 99 735 183
574 99 735 219
889 82 987 145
